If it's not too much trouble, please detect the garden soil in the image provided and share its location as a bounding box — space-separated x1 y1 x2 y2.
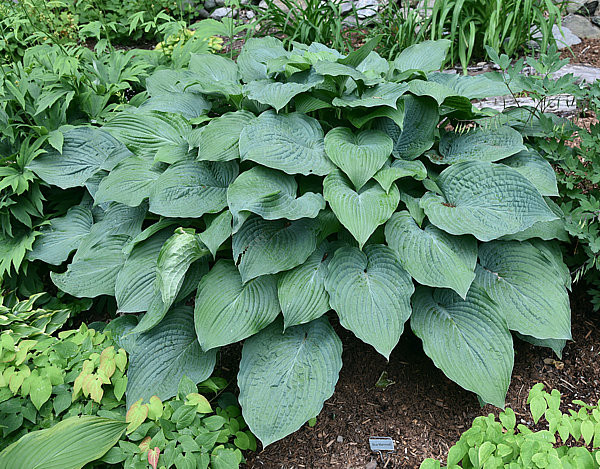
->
218 288 600 469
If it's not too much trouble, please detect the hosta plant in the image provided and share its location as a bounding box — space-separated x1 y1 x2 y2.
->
26 38 572 447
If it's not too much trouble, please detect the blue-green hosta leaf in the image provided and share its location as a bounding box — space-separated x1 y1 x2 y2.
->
103 110 191 156
105 315 139 353
146 69 203 96
325 245 413 359
149 160 238 218
356 51 389 79
420 161 558 241
139 92 211 119
385 211 477 298
28 206 93 265
277 241 340 329
346 106 405 129
437 126 526 164
399 190 425 226
237 37 288 82
28 127 132 189
238 318 342 447
375 95 438 160
515 333 566 359
227 166 325 230
501 149 559 196
324 128 392 190
115 229 171 313
0 416 126 469
232 213 336 283
530 239 572 291
323 170 399 248
332 82 408 109
126 305 216 407
89 203 146 239
373 159 427 193
312 61 368 83
411 285 513 408
501 198 568 242
196 111 255 162
407 79 458 105
239 110 333 176
475 241 571 340
393 40 451 74
243 72 324 111
427 72 511 100
94 156 163 207
198 211 232 259
188 53 242 96
194 260 279 351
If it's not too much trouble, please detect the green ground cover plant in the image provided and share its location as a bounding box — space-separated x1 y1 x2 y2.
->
15 35 574 449
421 385 600 468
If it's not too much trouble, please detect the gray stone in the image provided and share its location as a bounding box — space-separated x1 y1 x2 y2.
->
203 0 216 9
197 7 210 18
258 0 267 8
355 0 378 18
552 24 582 49
576 0 598 15
552 64 600 83
246 9 256 19
215 0 226 6
366 461 377 469
592 15 600 27
210 6 237 19
567 0 587 14
562 14 600 38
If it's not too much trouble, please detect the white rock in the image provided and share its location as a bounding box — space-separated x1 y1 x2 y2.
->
210 6 237 19
552 24 582 49
246 9 255 18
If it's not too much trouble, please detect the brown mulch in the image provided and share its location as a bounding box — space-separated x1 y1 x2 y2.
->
561 37 600 67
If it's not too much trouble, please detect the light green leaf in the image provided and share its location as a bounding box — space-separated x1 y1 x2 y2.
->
243 72 324 111
211 448 240 469
238 318 342 447
29 375 52 410
237 37 288 82
227 166 325 231
188 53 242 96
324 127 392 190
501 149 559 196
239 110 334 176
126 305 216 407
0 416 126 469
149 160 238 218
393 40 451 74
323 170 399 248
194 260 279 351
195 111 255 162
385 211 477 298
475 240 571 340
146 69 202 96
28 127 132 189
313 60 368 82
373 159 427 192
420 161 558 241
198 211 232 258
427 72 510 99
325 244 413 359
139 92 211 119
411 285 513 408
332 83 408 109
28 206 93 265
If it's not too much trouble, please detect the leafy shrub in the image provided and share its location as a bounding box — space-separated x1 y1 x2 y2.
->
420 385 600 468
24 37 572 447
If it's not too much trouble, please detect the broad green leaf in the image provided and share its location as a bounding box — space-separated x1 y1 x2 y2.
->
149 160 238 218
238 318 342 447
146 69 202 96
28 127 132 189
407 80 457 105
325 245 413 358
232 213 334 283
211 448 239 469
243 72 324 111
501 149 559 196
500 198 568 242
139 92 211 119
375 95 438 160
411 285 513 408
332 83 408 109
88 203 146 239
29 375 52 410
373 159 427 192
324 128 392 190
339 35 382 68
278 241 340 329
126 306 216 407
239 111 334 176
237 37 288 82
188 53 242 96
312 61 368 82
198 211 233 258
475 241 571 340
437 126 526 164
0 415 126 469
421 161 558 241
115 230 171 313
346 106 405 129
393 40 451 74
427 72 510 100
194 260 279 350
385 211 477 298
105 315 139 353
323 170 399 248
94 156 163 207
515 332 566 359
28 206 93 265
196 111 255 162
227 166 325 230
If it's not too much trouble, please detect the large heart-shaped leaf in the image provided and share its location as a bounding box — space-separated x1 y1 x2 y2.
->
28 206 93 265
437 126 526 164
393 40 451 74
475 241 571 340
411 285 513 407
227 166 325 230
126 305 216 407
501 149 559 196
238 318 342 447
198 211 233 259
28 127 132 189
149 160 238 218
195 111 255 162
501 198 568 242
385 211 477 298
194 260 279 350
373 159 427 192
243 71 324 111
427 72 509 100
139 92 211 119
237 37 288 82
324 127 392 190
420 161 558 241
278 241 340 329
323 170 399 248
188 53 242 96
146 69 202 96
239 110 334 176
0 416 126 469
332 83 408 109
325 244 414 358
